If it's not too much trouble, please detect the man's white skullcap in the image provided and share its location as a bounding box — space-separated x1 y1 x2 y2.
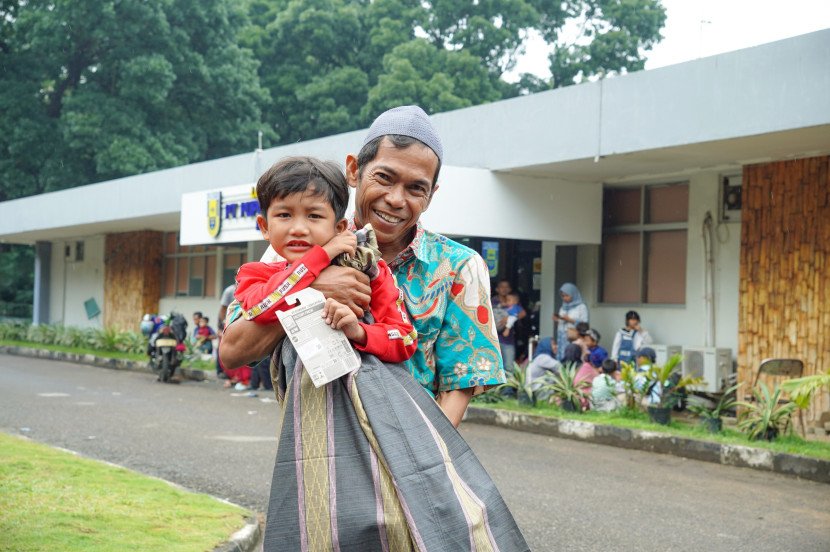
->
362 106 443 163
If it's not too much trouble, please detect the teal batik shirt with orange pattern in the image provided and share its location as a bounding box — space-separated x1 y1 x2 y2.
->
350 218 505 396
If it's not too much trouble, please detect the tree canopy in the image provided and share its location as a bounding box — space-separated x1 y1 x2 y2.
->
1 0 666 200
0 0 269 200
0 0 665 312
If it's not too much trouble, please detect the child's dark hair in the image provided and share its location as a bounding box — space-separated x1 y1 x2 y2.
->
257 156 349 220
601 359 618 374
575 321 590 334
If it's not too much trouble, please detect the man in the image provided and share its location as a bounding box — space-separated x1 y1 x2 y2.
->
492 279 526 371
220 106 505 426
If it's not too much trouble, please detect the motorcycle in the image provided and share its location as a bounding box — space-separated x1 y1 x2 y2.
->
141 312 188 383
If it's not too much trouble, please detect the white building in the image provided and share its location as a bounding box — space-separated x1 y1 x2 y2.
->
2 30 828 418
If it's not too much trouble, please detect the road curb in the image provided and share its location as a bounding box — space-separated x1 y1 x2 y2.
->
0 345 211 381
464 406 830 484
213 515 262 552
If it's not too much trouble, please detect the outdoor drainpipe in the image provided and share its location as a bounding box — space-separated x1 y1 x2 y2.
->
702 211 716 347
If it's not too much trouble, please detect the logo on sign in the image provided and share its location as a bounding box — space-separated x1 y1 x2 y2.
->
207 192 222 237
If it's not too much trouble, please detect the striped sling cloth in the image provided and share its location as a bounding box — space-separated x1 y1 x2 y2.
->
263 339 530 552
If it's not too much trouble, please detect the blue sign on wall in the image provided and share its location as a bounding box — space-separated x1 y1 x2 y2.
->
482 241 499 277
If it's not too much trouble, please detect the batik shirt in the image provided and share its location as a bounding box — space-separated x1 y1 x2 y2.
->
350 218 505 396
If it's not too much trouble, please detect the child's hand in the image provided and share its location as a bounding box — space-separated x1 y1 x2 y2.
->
502 327 510 337
322 298 367 345
322 231 357 261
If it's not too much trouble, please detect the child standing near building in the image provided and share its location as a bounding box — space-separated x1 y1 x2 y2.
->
232 156 417 363
611 310 653 364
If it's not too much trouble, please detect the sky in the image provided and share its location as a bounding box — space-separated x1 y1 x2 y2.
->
507 0 830 80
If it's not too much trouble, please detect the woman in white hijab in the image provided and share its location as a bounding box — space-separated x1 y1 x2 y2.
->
553 282 589 362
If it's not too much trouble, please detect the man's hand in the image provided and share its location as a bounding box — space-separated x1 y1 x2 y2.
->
322 231 357 261
322 298 367 345
310 265 371 317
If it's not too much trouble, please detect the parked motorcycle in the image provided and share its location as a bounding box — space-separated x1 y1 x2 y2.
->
141 313 188 383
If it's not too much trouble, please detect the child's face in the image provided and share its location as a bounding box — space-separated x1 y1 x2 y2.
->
584 336 597 349
505 294 518 307
257 189 347 264
198 318 207 328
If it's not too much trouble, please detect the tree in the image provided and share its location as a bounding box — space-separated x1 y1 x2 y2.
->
244 0 666 144
0 0 271 201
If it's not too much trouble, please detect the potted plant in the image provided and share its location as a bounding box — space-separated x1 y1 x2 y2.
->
540 362 589 413
499 361 536 406
687 383 742 433
641 354 702 426
736 381 796 441
618 361 641 411
781 369 830 437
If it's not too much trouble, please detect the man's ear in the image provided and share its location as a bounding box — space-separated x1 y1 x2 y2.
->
345 154 360 189
423 183 439 212
256 215 269 240
335 218 348 234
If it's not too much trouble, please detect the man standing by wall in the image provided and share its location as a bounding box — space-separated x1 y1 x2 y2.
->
220 106 504 426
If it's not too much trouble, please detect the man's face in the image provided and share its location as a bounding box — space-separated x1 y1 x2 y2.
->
496 281 511 297
347 138 439 259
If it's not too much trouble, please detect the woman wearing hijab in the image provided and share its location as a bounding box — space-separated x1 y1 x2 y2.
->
553 283 590 362
528 337 561 397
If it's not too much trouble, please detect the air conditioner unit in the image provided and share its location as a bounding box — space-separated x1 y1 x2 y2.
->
682 347 732 393
652 344 682 368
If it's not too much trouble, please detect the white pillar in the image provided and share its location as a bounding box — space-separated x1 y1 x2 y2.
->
33 242 51 324
539 241 557 338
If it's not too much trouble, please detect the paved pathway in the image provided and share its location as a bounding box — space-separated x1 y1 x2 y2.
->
2 355 828 551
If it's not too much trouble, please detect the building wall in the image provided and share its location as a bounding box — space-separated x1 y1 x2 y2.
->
103 231 163 331
48 236 106 328
738 155 830 422
574 170 742 362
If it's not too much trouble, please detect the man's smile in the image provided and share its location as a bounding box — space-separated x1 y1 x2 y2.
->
373 209 404 224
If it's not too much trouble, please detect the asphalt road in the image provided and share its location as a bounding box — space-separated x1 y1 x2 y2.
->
2 355 829 552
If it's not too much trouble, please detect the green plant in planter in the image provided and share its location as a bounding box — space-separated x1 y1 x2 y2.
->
619 361 642 410
687 383 742 433
498 362 537 406
539 362 589 413
736 381 796 441
781 369 830 438
641 354 703 425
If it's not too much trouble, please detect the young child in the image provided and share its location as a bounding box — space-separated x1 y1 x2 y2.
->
233 156 417 364
635 347 661 404
501 291 522 338
580 328 601 363
194 317 217 354
591 358 623 412
611 310 652 363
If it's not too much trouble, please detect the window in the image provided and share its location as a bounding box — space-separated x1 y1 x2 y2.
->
161 233 247 298
600 183 689 304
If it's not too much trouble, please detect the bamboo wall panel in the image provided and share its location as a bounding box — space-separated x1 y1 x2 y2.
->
738 155 830 423
103 231 163 333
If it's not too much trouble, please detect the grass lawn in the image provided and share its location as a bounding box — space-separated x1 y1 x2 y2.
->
0 433 250 552
0 340 214 371
473 398 830 460
0 340 147 362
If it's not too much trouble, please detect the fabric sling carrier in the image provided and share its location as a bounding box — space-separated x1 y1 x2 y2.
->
262 335 529 551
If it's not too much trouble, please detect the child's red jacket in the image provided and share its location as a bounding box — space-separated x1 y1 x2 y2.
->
234 245 417 363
